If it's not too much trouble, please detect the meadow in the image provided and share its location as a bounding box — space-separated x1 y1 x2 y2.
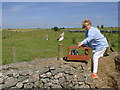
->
2 27 118 65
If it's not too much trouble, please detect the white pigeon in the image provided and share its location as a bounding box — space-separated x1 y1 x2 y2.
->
45 34 49 40
58 36 64 41
60 32 64 37
57 32 64 41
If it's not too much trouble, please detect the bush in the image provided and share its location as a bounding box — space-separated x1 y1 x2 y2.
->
52 26 60 31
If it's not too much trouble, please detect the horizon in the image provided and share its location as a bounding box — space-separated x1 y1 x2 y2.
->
2 26 119 29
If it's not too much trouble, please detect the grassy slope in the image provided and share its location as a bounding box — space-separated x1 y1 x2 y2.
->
2 28 118 65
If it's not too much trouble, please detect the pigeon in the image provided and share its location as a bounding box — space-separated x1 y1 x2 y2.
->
57 32 64 41
45 34 49 40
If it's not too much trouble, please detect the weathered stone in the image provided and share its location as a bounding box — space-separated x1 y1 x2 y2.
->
77 74 85 82
16 82 23 88
34 81 39 88
41 78 49 83
51 70 58 75
68 70 75 75
34 81 43 88
72 79 78 85
7 73 13 77
0 84 3 90
54 73 64 79
50 76 54 80
73 78 78 82
101 86 111 88
80 84 90 88
74 84 80 88
46 72 52 78
43 84 50 88
22 79 29 83
40 73 47 78
67 83 73 88
5 70 19 78
60 81 70 88
38 68 46 75
5 69 13 74
18 75 27 82
3 75 8 80
4 77 17 88
13 72 19 78
78 82 84 85
24 83 34 88
43 67 50 73
49 66 55 70
44 82 53 87
52 84 62 88
0 78 3 84
0 72 4 78
59 77 66 84
27 69 34 76
29 73 39 82
55 68 64 73
51 79 59 84
73 74 77 78
51 67 64 76
64 68 72 74
19 70 28 76
64 74 73 81
11 86 18 89
38 81 44 88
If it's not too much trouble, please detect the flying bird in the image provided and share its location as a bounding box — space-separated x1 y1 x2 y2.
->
57 32 64 41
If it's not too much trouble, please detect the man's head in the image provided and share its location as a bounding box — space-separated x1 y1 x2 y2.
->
82 18 92 30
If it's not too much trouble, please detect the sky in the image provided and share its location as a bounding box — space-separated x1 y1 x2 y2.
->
2 2 118 29
0 2 2 28
2 0 120 2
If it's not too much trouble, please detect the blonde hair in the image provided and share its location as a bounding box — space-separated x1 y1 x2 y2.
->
82 18 92 28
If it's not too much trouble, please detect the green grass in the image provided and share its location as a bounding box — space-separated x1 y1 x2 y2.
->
2 28 118 65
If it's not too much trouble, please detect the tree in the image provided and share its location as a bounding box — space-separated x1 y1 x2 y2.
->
97 26 99 28
52 26 60 31
101 25 104 28
8 28 11 30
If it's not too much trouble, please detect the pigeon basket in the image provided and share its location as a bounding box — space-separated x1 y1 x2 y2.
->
66 46 91 61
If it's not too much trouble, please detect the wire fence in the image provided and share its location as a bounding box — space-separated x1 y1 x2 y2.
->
2 44 64 65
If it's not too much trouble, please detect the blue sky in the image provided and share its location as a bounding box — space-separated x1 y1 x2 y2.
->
2 2 118 29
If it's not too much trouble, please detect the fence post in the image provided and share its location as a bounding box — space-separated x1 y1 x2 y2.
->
72 37 76 44
57 44 63 60
12 47 16 63
104 39 115 56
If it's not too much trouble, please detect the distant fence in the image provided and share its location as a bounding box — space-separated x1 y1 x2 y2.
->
68 30 119 33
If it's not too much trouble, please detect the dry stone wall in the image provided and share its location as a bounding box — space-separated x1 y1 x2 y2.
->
0 58 94 89
0 52 119 89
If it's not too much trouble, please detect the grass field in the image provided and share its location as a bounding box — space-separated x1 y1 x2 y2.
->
2 27 118 65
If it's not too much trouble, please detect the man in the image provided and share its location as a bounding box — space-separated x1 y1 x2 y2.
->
77 19 109 79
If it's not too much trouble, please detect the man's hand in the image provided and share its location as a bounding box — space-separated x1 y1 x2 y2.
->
77 42 83 47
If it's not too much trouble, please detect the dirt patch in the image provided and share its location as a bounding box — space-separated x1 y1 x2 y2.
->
93 52 120 89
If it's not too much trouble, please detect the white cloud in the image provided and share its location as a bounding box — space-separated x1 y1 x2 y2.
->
9 5 26 11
